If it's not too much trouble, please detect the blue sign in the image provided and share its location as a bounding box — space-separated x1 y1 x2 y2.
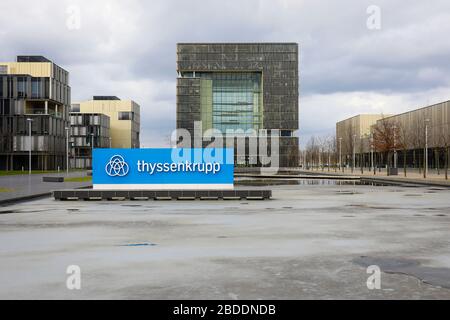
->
92 148 234 190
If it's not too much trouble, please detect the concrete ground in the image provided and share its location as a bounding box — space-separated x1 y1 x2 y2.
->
0 171 91 203
0 183 450 299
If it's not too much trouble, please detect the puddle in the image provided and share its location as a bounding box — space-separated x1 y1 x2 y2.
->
336 191 363 195
235 178 395 187
353 256 450 289
0 210 17 214
119 243 157 247
235 177 415 187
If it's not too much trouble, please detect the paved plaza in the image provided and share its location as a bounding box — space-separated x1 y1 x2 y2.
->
0 183 449 299
0 172 91 203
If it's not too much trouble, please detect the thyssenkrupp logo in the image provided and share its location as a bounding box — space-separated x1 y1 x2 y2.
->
105 155 129 177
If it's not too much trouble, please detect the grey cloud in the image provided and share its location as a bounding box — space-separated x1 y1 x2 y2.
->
1 0 449 146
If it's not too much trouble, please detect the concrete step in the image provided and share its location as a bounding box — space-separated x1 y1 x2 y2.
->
53 189 272 201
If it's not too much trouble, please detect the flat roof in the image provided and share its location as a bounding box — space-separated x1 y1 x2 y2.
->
93 96 121 101
383 100 450 120
336 114 385 123
17 56 51 63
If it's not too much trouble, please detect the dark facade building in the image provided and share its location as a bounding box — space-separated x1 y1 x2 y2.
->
176 43 299 167
0 56 71 170
69 112 110 169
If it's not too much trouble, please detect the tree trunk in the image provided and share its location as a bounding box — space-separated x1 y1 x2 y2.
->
404 149 407 177
360 154 363 174
436 148 440 175
373 152 376 175
379 153 383 173
445 147 448 180
423 147 426 178
386 152 391 176
418 149 422 174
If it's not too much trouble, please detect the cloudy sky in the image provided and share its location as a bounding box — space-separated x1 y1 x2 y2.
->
1 0 450 147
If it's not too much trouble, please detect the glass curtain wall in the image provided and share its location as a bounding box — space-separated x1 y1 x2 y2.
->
197 72 262 135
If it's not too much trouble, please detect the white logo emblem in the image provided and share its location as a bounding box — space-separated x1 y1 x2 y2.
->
105 155 129 177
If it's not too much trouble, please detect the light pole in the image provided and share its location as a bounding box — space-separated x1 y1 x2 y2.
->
318 146 321 171
26 118 33 175
370 133 374 174
109 137 112 149
424 119 430 178
65 127 70 174
352 134 356 173
339 137 342 172
393 124 397 169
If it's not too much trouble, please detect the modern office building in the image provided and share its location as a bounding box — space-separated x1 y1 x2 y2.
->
336 100 450 169
336 114 387 159
72 96 140 149
69 112 110 169
0 56 70 170
176 43 299 167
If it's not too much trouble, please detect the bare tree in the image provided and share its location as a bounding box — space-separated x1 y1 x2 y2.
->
373 117 403 175
397 122 412 177
326 135 337 172
305 136 320 170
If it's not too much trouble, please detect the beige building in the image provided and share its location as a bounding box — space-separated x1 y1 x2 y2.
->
381 101 450 149
336 114 388 156
72 96 140 149
336 100 450 169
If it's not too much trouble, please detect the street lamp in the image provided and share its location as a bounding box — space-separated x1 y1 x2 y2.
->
424 119 430 178
370 132 374 174
393 124 397 169
65 127 70 174
352 134 356 173
26 118 33 175
339 137 343 172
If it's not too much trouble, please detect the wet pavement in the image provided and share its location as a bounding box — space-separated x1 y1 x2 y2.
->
0 183 449 299
0 172 91 203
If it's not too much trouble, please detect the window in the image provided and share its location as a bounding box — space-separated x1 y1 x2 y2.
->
197 72 262 134
71 104 80 112
118 111 133 120
17 77 27 98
